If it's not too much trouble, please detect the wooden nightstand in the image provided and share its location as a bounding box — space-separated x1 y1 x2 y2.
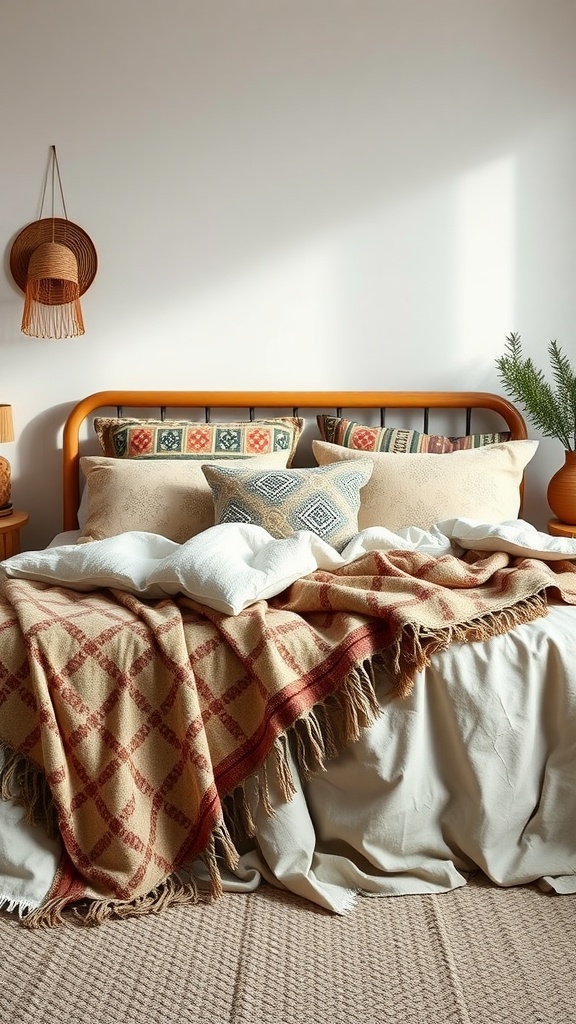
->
0 509 29 558
547 518 576 539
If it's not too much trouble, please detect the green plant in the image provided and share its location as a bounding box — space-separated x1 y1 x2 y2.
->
495 332 576 451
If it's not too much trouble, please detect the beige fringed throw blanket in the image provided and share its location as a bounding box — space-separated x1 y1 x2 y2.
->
1 547 576 926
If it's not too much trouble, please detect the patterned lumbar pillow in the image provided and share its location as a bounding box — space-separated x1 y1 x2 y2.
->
201 461 373 551
317 415 511 453
94 417 304 465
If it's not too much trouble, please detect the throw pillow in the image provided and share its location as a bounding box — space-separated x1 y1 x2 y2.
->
94 417 303 464
312 439 538 532
201 461 373 552
316 415 511 453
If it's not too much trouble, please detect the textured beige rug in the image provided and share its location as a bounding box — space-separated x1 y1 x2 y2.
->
1 874 575 1024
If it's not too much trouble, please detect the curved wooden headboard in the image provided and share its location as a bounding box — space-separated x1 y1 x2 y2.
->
62 389 527 531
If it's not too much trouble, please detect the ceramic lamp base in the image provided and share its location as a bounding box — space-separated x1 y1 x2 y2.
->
0 457 11 509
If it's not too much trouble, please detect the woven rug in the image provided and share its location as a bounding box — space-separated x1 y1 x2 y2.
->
2 874 575 1024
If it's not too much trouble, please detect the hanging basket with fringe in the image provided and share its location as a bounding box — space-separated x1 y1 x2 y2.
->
9 147 97 339
20 240 85 339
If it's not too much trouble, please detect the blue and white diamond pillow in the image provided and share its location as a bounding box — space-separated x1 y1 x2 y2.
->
201 460 373 552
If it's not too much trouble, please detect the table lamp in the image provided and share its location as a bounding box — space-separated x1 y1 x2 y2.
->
0 405 15 515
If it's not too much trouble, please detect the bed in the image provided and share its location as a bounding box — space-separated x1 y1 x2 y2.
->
1 388 576 927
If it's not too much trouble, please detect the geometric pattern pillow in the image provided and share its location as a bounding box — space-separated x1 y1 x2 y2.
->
94 417 304 465
201 460 373 552
317 415 511 453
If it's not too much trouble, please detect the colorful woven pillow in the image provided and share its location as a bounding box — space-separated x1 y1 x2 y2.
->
201 461 373 552
316 415 511 453
94 417 304 465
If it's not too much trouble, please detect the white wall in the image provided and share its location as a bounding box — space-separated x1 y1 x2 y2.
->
1 0 575 547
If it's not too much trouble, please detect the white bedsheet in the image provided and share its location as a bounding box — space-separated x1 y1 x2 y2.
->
0 747 61 916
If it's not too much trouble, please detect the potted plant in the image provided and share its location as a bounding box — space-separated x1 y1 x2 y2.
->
495 332 576 524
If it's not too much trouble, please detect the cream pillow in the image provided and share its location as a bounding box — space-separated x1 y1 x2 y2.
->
79 452 291 543
312 440 539 532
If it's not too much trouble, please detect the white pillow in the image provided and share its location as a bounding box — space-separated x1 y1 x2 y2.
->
79 452 292 543
312 439 539 531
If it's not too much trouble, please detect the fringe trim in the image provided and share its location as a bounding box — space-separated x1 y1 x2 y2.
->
388 592 549 697
21 296 85 340
18 819 241 930
197 821 240 898
21 872 204 930
223 655 383 845
0 891 42 917
0 748 59 838
290 659 382 779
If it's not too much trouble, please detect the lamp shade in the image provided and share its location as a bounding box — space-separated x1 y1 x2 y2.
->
0 405 14 444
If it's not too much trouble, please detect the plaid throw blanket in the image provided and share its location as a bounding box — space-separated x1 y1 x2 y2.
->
1 547 576 926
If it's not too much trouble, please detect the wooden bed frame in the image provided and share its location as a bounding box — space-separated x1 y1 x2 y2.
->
61 390 527 531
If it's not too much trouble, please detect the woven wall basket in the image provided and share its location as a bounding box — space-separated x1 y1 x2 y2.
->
10 217 97 339
10 217 97 297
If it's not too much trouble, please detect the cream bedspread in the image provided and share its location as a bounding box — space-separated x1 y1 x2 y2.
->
240 601 576 911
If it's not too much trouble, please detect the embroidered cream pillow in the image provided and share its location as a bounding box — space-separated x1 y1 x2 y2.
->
79 453 292 543
201 461 373 552
312 440 539 532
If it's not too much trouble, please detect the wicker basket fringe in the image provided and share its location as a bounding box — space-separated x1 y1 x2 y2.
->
21 241 85 338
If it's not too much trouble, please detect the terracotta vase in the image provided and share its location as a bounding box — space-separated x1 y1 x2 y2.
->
547 450 576 525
